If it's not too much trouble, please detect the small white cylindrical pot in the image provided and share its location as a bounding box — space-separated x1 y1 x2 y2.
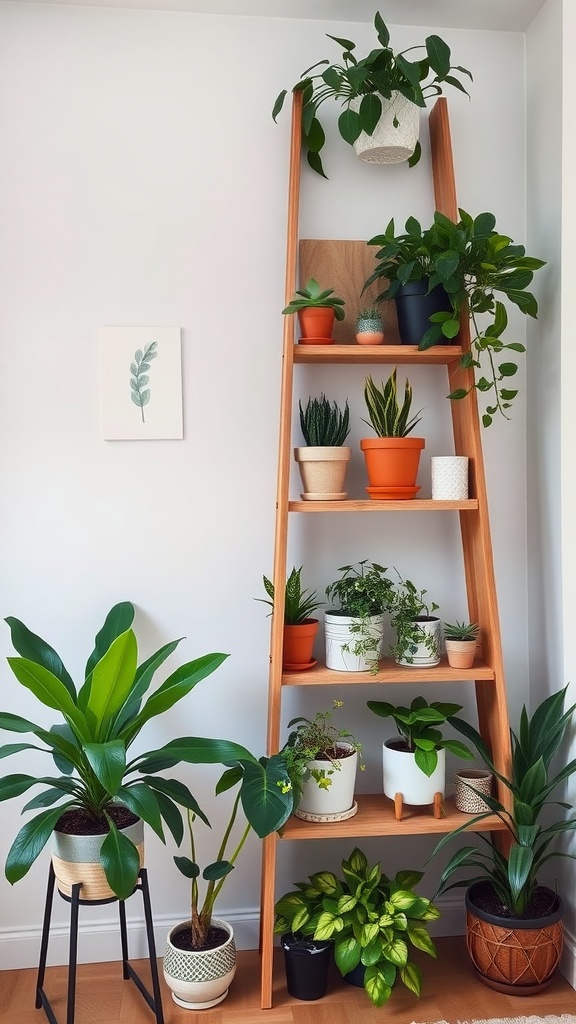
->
52 815 144 901
296 744 358 818
324 612 384 672
455 769 493 814
382 741 446 805
396 617 441 668
294 446 351 500
163 918 237 1010
350 93 420 164
431 456 469 500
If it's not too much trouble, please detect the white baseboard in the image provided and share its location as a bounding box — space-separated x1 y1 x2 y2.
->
0 894 463 972
561 921 576 988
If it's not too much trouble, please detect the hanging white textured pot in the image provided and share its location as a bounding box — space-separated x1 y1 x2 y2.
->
350 92 420 164
324 612 384 672
382 741 446 805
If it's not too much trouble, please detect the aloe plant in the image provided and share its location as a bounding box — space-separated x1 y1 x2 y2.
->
443 621 479 642
362 369 422 437
282 278 345 320
0 604 293 899
299 394 350 446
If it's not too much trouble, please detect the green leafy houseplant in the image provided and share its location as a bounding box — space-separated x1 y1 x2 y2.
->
388 573 440 664
0 603 293 900
258 565 323 625
363 369 422 437
299 394 350 446
325 560 395 673
274 847 439 1007
367 696 474 778
272 12 471 177
280 700 362 806
431 687 576 916
364 211 546 425
282 278 345 320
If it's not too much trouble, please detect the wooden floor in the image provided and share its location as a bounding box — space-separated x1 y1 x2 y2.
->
2 938 576 1024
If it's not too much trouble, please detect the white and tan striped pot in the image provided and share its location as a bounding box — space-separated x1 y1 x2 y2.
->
163 918 237 1009
52 816 144 901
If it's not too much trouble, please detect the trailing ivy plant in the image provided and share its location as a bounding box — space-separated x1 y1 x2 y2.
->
273 12 471 178
365 211 546 426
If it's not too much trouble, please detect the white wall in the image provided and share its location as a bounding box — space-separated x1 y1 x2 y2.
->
0 3 529 968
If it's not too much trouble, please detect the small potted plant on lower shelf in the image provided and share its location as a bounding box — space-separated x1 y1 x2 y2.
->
165 752 293 1010
355 307 384 345
431 687 576 993
367 696 474 814
360 369 425 499
257 565 324 670
275 847 440 1006
295 394 351 500
281 700 362 820
324 559 394 673
443 620 479 669
282 277 345 343
389 573 441 666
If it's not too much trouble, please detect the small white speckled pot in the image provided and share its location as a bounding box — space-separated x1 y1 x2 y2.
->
163 918 236 1010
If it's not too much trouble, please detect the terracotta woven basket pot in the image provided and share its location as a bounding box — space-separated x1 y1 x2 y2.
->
465 882 563 994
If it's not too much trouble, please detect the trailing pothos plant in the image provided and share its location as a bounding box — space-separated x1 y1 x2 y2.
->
0 603 293 900
365 210 546 425
273 12 471 177
274 847 439 1007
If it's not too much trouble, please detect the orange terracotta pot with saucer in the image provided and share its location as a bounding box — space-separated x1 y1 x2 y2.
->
282 619 319 671
360 436 425 499
298 308 335 343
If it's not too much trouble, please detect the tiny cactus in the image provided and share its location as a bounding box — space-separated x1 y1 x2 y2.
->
356 307 383 332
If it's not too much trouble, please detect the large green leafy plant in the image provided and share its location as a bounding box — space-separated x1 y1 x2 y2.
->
367 696 473 777
274 847 439 1007
432 687 576 916
365 210 546 425
0 603 293 899
273 12 471 177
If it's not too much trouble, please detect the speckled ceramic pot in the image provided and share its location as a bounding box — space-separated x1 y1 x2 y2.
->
163 918 237 1009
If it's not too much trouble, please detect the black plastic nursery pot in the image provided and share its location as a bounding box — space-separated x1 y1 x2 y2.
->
394 279 453 346
280 933 332 1000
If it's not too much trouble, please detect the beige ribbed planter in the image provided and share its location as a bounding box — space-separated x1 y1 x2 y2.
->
445 638 476 669
52 816 144 900
294 446 351 500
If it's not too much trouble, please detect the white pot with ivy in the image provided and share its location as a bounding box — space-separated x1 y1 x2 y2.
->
389 573 441 667
324 560 394 674
281 702 362 820
367 697 474 806
294 395 351 500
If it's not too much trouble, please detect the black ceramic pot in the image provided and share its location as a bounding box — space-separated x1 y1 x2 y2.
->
394 279 453 346
280 933 332 1000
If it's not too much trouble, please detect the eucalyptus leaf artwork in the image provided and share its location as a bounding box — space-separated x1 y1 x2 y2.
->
130 342 158 423
100 326 183 440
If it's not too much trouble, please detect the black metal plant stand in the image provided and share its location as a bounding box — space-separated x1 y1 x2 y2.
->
35 865 164 1024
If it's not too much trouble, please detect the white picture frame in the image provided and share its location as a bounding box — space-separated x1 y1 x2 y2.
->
100 326 183 440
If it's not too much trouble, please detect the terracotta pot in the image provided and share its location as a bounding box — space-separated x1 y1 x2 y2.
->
360 437 425 497
356 330 384 346
297 307 335 342
445 638 476 669
465 882 563 994
282 619 318 669
294 446 351 500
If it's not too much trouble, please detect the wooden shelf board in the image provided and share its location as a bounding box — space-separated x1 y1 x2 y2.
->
289 498 479 512
282 657 494 686
293 344 463 364
281 793 506 840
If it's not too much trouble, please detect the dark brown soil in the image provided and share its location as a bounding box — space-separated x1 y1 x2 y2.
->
172 925 230 952
470 881 560 920
54 805 139 835
314 744 355 761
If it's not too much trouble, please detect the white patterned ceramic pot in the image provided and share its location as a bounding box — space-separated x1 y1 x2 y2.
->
163 918 237 1009
431 456 469 500
296 744 358 817
324 612 384 672
52 816 144 901
396 617 441 667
